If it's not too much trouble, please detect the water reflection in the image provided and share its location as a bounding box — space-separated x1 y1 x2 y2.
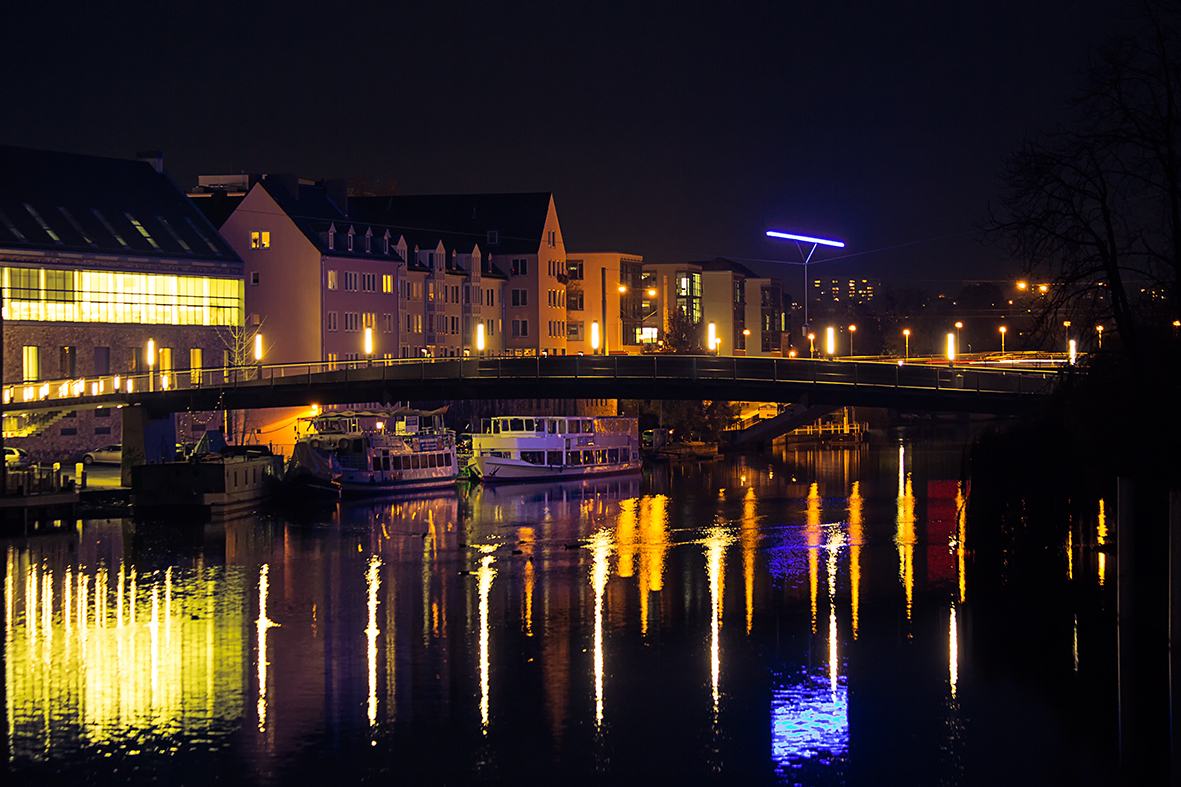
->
0 439 1108 784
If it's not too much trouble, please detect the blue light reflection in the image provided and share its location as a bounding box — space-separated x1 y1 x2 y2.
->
771 667 849 768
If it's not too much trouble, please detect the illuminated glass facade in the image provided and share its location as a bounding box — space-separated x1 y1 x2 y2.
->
1 266 242 326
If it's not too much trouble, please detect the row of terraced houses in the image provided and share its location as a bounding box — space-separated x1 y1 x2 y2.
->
0 146 793 456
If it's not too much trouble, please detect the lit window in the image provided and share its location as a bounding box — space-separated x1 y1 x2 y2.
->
93 209 129 248
24 204 61 244
22 346 40 382
382 274 393 293
250 271 260 286
125 213 161 250
327 270 338 290
251 231 271 249
156 216 191 253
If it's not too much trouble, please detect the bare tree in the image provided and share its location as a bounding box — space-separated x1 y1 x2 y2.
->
217 320 264 444
987 1 1181 372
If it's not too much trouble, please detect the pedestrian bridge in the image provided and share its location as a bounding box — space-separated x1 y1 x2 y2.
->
1 355 1061 422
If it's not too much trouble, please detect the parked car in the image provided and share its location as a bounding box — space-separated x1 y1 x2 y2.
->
4 447 32 467
82 444 122 465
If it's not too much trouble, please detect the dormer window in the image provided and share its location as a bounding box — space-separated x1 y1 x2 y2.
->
487 230 499 246
365 228 373 253
327 224 336 251
347 226 355 252
383 230 390 255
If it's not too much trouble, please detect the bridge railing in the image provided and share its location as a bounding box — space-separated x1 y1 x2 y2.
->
1 354 1060 411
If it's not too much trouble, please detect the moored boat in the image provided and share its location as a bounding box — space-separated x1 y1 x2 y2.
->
131 448 283 519
468 415 641 483
297 408 459 496
280 441 343 506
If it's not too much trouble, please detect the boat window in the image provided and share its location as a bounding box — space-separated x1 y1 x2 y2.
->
586 420 595 433
535 419 546 432
546 451 563 465
569 419 581 434
524 418 534 432
547 419 557 434
510 418 524 432
521 450 545 465
566 451 581 466
608 448 619 464
558 419 567 433
582 450 596 464
493 420 501 434
439 454 449 468
411 455 421 469
482 419 491 434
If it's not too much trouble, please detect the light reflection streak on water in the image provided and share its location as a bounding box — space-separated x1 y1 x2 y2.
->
744 487 757 635
1074 615 1079 672
366 555 381 729
1067 528 1073 581
638 495 669 636
256 563 278 733
704 525 734 715
1097 498 1107 586
848 481 863 639
949 605 958 698
519 527 535 637
807 483 821 634
476 545 497 733
589 528 614 728
771 668 849 768
956 482 967 603
895 444 916 623
826 530 844 695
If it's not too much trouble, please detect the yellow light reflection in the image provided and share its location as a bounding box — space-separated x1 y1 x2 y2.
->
743 487 758 635
949 605 959 698
705 525 734 715
637 495 669 637
1097 498 1107 586
518 527 535 637
476 545 497 733
826 529 845 695
956 482 967 603
366 555 381 728
256 563 279 733
895 445 916 623
590 528 614 728
807 483 821 634
848 481 863 639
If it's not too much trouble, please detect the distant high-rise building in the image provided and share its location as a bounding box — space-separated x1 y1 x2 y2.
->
812 277 879 306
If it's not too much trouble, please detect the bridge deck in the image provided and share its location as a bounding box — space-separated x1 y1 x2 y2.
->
2 355 1060 418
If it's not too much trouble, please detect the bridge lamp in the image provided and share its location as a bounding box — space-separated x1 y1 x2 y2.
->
825 326 835 356
476 322 486 352
591 321 601 353
902 328 910 359
617 285 627 294
647 288 657 297
946 333 956 364
765 230 846 331
1069 338 1077 365
1096 324 1103 349
848 325 856 356
807 332 815 359
708 322 717 354
126 378 134 393
254 333 263 363
999 325 1007 353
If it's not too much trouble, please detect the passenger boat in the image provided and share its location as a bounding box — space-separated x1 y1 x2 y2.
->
280 441 343 506
131 448 283 519
296 408 459 496
467 415 641 483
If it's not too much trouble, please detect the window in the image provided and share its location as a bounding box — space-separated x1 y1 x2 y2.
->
569 291 584 311
362 273 376 292
511 258 528 276
382 274 393 293
383 313 394 332
511 319 529 337
511 289 528 307
131 347 144 373
567 260 584 280
344 272 358 291
487 230 499 245
344 312 359 332
124 213 161 250
24 204 61 244
94 346 110 375
250 271 260 286
327 270 338 290
92 209 128 248
486 289 495 307
327 311 338 332
451 316 459 334
159 348 173 374
250 231 270 249
59 345 76 377
547 230 556 248
568 321 584 341
23 345 39 382
190 348 203 385
363 312 376 329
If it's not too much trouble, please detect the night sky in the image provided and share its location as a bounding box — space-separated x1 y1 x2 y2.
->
2 0 1127 294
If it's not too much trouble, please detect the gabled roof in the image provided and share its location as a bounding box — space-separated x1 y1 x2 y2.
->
350 193 553 256
0 145 239 263
255 180 408 261
696 257 763 278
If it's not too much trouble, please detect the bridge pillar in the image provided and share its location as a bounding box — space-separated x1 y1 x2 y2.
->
121 406 177 487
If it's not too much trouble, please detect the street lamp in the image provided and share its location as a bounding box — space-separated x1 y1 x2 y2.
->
902 328 910 359
999 325 1007 354
707 322 718 355
807 332 816 359
364 327 373 365
946 333 956 365
1095 324 1103 349
476 322 486 353
825 326 836 357
765 230 845 333
254 332 263 376
848 324 856 356
591 321 601 353
1069 339 1077 365
954 321 963 350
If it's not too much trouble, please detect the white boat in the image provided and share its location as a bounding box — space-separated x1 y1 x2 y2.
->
468 415 641 483
298 408 459 496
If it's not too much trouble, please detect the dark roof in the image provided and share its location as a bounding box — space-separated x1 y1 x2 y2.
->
696 257 763 278
350 193 553 256
0 146 239 263
256 180 408 261
190 191 245 229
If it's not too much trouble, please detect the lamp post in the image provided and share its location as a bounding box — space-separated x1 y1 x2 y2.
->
254 332 263 377
707 322 718 355
946 333 956 365
1096 324 1103 349
848 324 856 357
954 321 963 350
364 327 373 366
825 326 835 357
765 230 845 335
476 322 486 355
999 325 1007 354
591 321 601 354
902 328 910 359
807 332 815 359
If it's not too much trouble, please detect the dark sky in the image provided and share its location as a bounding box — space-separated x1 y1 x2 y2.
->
2 0 1128 295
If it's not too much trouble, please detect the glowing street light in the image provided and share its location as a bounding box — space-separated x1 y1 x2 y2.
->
902 328 910 359
946 333 956 364
476 322 486 352
1096 324 1103 349
765 229 846 332
999 325 1007 354
591 321 601 353
254 332 264 377
708 322 718 355
1069 338 1077 365
1017 281 1028 291
954 321 963 350
147 338 156 392
825 326 836 356
364 327 373 365
848 324 856 356
807 332 816 359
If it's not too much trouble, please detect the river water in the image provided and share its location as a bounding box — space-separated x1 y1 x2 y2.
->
1 429 1118 785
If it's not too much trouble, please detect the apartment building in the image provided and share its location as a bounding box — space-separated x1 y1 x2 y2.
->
564 252 644 354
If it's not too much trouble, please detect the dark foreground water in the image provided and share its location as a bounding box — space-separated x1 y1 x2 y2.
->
1 430 1118 785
